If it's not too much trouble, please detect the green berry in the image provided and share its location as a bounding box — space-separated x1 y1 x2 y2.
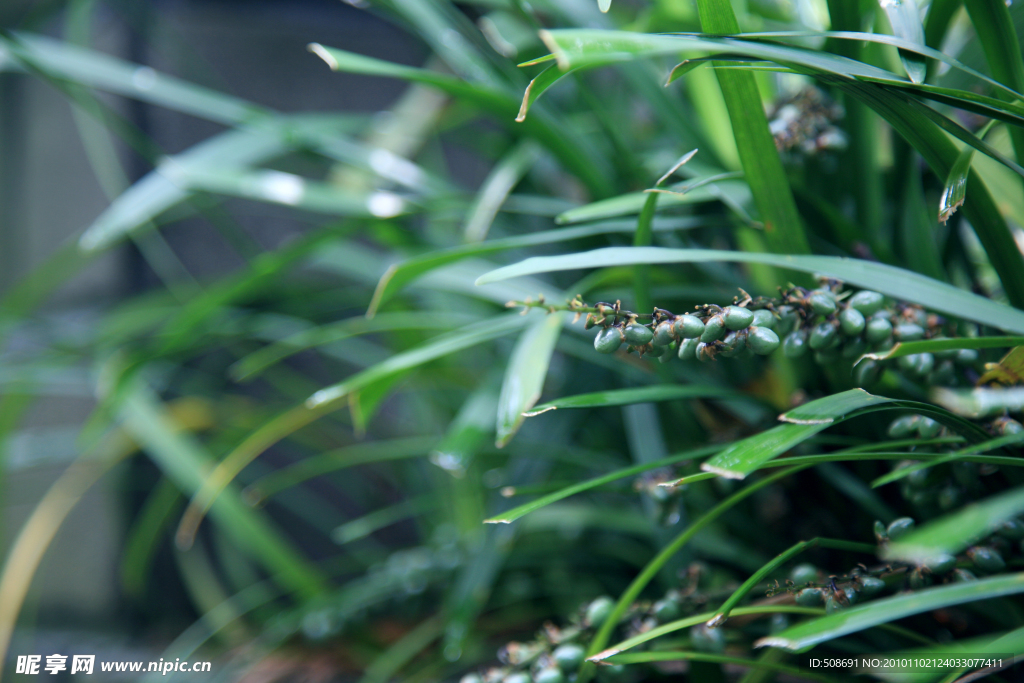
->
924 553 957 575
887 415 919 439
795 588 824 606
952 568 977 582
995 418 1024 435
752 309 776 329
914 353 935 376
790 563 818 585
842 337 867 359
825 596 843 614
718 330 746 357
653 598 681 624
534 667 565 683
809 321 838 350
998 519 1024 540
553 644 585 671
594 327 623 354
586 596 615 627
503 673 531 683
839 308 865 336
909 567 931 589
624 323 654 345
859 576 885 597
842 586 858 605
700 315 726 342
865 318 893 344
776 306 798 335
689 624 725 653
596 664 626 681
968 546 1005 573
938 485 962 511
894 323 925 341
673 315 705 339
770 613 789 634
460 675 483 683
917 417 941 439
956 349 979 365
679 337 700 360
874 520 888 542
854 360 881 387
809 291 837 316
723 305 754 330
659 345 675 363
887 517 916 540
849 290 885 314
696 342 714 362
783 330 809 358
653 321 674 346
748 327 780 355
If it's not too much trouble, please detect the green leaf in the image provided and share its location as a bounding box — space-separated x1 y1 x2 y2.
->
525 384 740 416
308 43 613 198
476 247 1024 334
939 141 975 223
230 312 477 381
516 63 579 122
857 336 1024 364
878 0 928 84
598 0 612 12
555 177 752 224
683 0 813 256
871 433 1024 488
484 443 725 524
703 389 991 479
465 140 542 242
495 313 563 447
3 32 264 125
306 314 531 411
756 573 1024 650
367 217 706 315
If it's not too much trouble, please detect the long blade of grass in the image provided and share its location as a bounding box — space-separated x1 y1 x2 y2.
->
524 384 740 416
878 0 928 83
366 216 709 316
581 467 808 681
703 389 991 479
515 63 579 121
691 0 812 255
871 432 1024 488
496 313 563 447
964 0 1024 194
756 573 1024 651
465 140 541 242
476 247 1024 334
857 336 1024 365
484 443 725 524
555 176 751 225
308 44 612 197
230 312 476 381
883 485 1024 564
708 537 877 627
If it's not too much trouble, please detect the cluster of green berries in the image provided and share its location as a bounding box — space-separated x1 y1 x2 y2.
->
579 284 984 389
885 415 1022 514
460 597 623 683
789 513 1024 616
587 301 781 362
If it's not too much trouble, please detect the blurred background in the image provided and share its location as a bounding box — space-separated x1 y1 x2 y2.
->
3 0 1024 682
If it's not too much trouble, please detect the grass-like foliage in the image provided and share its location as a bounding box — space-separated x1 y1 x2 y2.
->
3 0 1024 682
